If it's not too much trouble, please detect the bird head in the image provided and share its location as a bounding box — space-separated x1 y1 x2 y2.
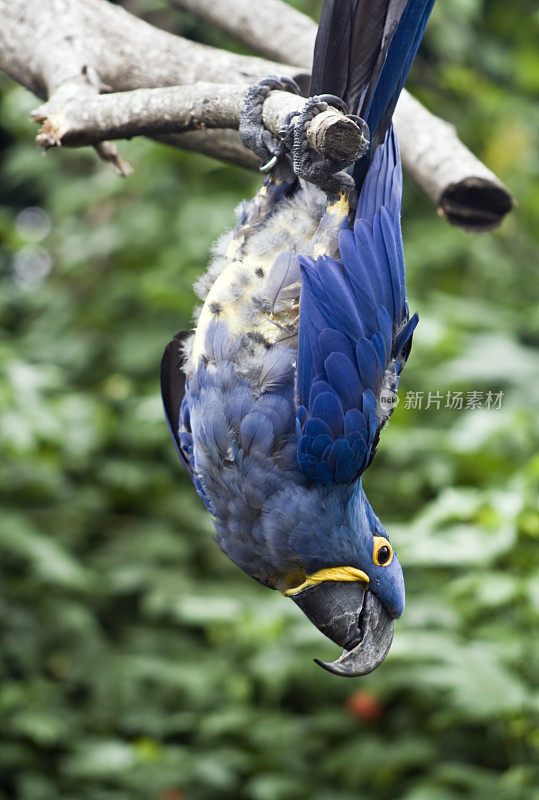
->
282 485 404 676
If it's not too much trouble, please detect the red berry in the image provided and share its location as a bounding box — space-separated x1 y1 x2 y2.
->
346 690 383 721
159 789 186 800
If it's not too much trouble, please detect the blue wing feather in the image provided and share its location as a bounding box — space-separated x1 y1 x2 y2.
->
377 306 394 357
344 408 368 437
303 416 334 440
318 328 356 363
356 337 383 392
394 311 419 359
372 331 387 366
309 378 336 408
311 391 345 438
296 128 417 485
324 352 362 412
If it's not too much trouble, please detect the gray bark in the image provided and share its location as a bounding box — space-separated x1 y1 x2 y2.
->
167 0 316 68
32 83 368 166
0 0 514 230
170 0 514 230
158 130 259 170
0 0 304 96
393 94 514 231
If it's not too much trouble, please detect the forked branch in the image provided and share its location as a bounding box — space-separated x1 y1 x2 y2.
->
0 0 514 230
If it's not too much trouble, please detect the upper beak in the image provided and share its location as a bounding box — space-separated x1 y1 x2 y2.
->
290 581 394 677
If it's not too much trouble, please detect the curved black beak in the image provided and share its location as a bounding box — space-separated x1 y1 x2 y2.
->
290 582 394 677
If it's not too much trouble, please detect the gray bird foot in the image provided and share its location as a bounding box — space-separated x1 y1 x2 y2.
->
239 75 301 177
282 95 370 195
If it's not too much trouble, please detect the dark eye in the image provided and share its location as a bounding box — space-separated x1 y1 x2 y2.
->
373 536 393 567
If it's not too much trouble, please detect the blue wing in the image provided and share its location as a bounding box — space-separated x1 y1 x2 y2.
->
296 128 417 485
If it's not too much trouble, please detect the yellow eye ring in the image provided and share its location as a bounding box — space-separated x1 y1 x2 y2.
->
373 536 393 567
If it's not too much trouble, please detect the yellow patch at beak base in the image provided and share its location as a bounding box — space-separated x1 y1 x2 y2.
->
283 566 370 596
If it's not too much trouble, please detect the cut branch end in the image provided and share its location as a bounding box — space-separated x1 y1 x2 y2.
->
440 178 514 233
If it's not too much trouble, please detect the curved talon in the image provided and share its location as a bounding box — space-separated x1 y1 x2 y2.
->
260 155 279 172
240 75 301 176
279 76 301 95
280 95 360 192
241 78 368 191
346 114 371 144
316 93 349 114
258 76 282 89
257 75 301 95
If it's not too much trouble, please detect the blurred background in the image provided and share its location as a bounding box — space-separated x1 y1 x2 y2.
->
1 1 538 798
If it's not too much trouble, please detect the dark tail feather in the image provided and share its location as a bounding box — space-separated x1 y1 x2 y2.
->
310 0 351 102
359 0 435 147
310 0 435 187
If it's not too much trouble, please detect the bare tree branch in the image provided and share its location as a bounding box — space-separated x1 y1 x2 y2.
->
0 0 514 230
31 83 368 166
166 0 315 68
0 0 304 97
0 0 308 175
393 93 513 231
0 0 137 172
159 130 260 170
169 0 514 230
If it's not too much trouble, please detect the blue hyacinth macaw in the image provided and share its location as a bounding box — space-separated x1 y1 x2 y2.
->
162 0 435 676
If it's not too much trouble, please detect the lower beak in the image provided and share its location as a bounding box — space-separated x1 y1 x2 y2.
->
290 581 394 677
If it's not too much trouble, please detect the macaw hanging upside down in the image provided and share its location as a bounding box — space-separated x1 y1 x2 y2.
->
161 0 436 676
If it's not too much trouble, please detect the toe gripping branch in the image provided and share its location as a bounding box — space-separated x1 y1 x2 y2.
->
239 75 302 180
239 77 370 193
281 94 369 193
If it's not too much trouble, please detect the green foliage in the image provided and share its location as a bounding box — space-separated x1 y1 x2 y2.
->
0 1 538 798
